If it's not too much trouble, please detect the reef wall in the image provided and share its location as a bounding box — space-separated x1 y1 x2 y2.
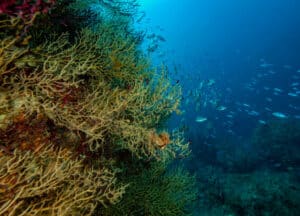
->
0 0 196 215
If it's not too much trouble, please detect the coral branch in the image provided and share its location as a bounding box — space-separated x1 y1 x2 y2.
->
0 146 126 216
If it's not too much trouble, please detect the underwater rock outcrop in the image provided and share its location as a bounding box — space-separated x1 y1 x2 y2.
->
252 119 300 169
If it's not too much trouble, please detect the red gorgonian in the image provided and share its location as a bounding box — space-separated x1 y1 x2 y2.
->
0 0 56 21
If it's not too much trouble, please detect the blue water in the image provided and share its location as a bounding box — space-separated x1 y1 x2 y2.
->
140 0 300 137
140 1 300 215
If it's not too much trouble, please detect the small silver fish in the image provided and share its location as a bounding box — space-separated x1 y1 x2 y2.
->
288 92 298 97
259 120 267 124
195 116 207 123
216 105 227 111
272 112 288 118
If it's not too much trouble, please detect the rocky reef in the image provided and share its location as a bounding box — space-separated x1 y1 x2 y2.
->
0 1 196 215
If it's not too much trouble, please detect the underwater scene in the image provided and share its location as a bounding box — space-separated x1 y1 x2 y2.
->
0 0 299 215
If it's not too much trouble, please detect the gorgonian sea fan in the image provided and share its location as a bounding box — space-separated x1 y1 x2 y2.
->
0 0 56 20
